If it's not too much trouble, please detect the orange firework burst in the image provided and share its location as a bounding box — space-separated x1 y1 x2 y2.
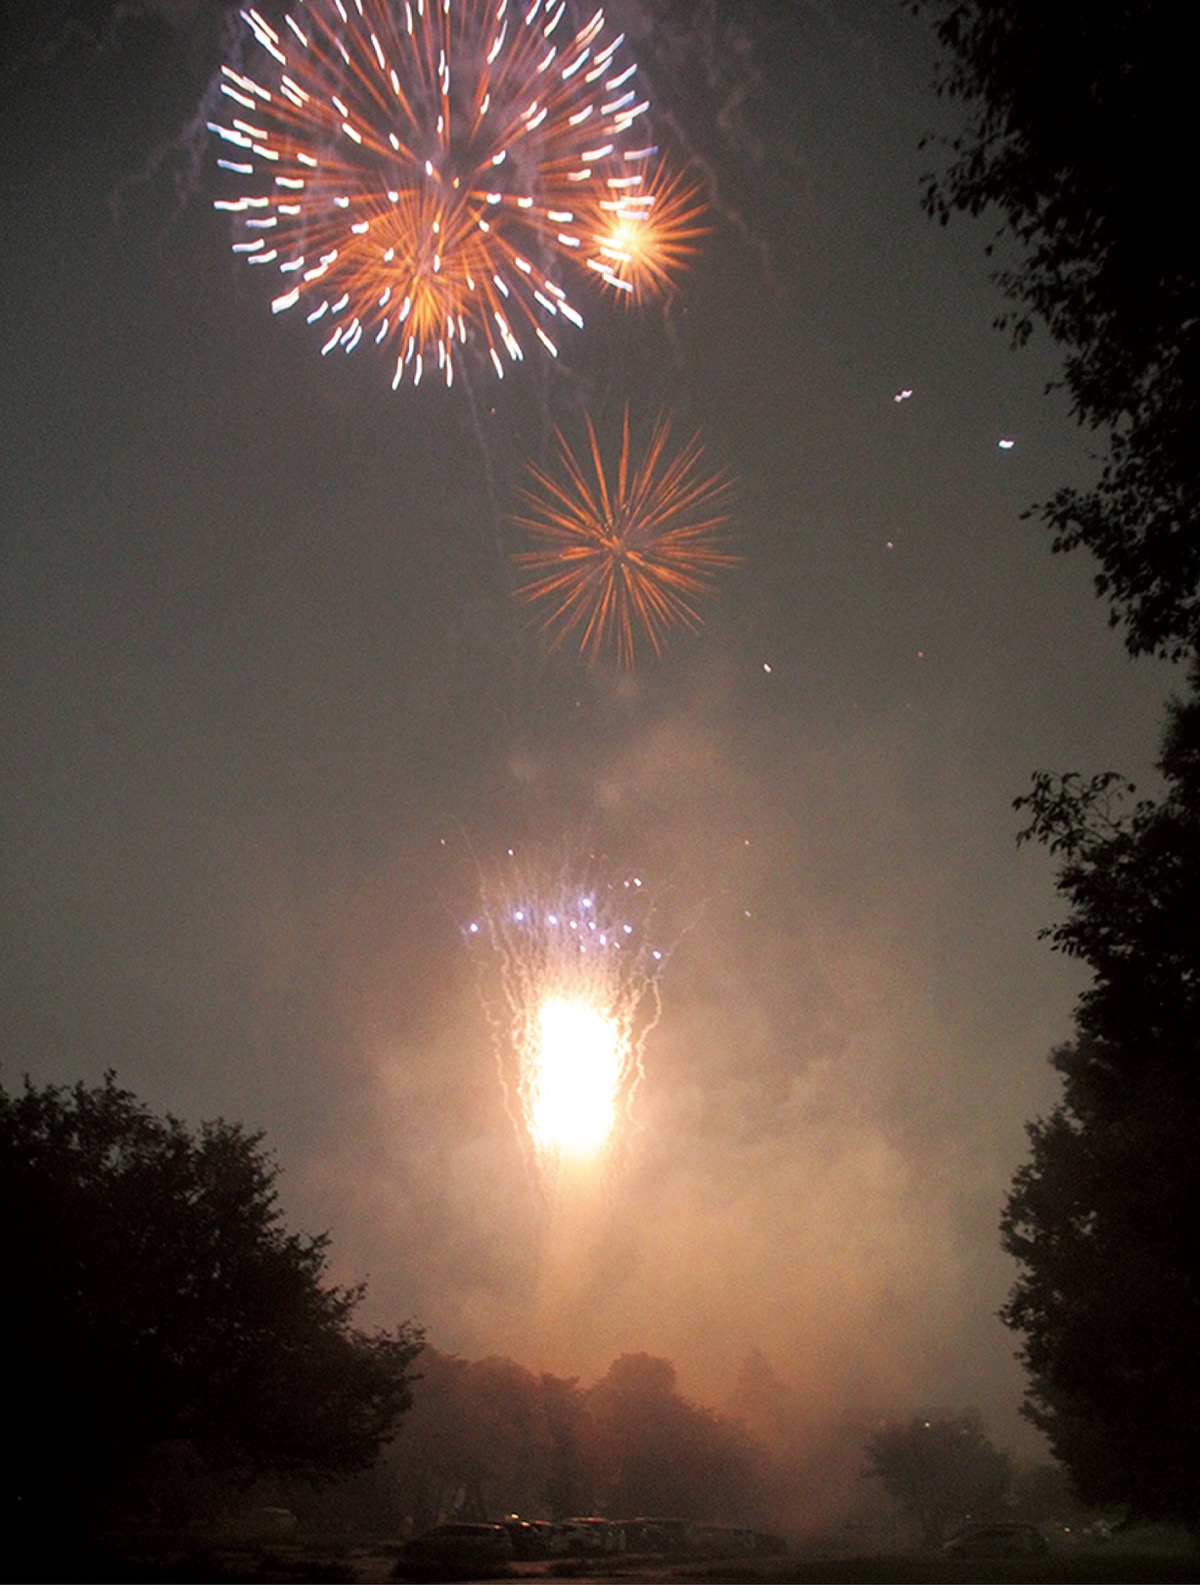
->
583 161 707 302
511 409 737 667
210 1 659 386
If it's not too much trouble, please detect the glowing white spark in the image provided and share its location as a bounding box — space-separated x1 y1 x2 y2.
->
529 996 621 1154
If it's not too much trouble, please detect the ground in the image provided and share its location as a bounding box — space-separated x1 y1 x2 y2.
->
55 1533 1200 1584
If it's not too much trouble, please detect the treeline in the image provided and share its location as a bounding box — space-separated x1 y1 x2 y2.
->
0 1074 775 1561
293 1349 769 1537
0 1070 1042 1562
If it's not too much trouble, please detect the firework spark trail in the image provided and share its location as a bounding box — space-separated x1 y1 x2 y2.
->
467 863 664 1184
511 407 737 667
209 0 674 387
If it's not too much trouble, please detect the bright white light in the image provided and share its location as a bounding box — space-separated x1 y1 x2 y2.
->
470 859 665 1182
529 995 621 1156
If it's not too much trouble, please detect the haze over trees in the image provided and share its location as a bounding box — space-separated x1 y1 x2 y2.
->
382 1350 595 1533
917 0 1200 1525
0 1073 422 1556
863 1411 1012 1548
0 1068 836 1558
588 1352 765 1522
351 1346 769 1533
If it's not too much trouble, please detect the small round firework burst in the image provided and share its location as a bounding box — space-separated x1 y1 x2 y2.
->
510 407 738 667
582 160 708 303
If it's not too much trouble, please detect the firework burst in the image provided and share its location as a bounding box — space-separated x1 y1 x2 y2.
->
467 862 663 1178
511 408 737 667
209 0 664 386
583 160 707 302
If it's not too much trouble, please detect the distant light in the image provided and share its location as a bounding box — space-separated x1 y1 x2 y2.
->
894 388 913 402
763 662 772 673
998 437 1015 450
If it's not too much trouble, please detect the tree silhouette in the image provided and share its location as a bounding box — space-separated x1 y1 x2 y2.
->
916 0 1200 658
0 1073 422 1553
383 1347 600 1528
863 1411 1012 1547
1002 669 1200 1522
587 1353 764 1523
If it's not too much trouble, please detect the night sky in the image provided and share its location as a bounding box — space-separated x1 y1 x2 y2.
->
1 0 1171 1463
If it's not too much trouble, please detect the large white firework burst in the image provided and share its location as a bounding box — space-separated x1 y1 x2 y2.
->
210 0 660 386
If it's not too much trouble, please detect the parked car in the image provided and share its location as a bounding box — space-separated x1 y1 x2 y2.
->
503 1518 561 1558
942 1522 1049 1558
624 1517 697 1553
562 1516 623 1553
695 1524 756 1556
401 1521 515 1569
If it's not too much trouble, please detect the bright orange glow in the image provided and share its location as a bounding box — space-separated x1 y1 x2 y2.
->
583 163 708 302
529 996 622 1157
511 408 737 668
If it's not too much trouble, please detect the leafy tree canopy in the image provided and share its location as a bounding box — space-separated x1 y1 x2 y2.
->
863 1410 1012 1548
1002 669 1200 1521
915 0 1200 658
587 1353 765 1523
378 1347 766 1530
0 1072 422 1543
380 1347 598 1529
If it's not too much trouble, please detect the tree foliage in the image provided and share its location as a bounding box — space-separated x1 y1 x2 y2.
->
1002 671 1200 1521
915 0 1200 658
587 1353 765 1523
383 1349 593 1530
372 1347 765 1531
0 1073 422 1542
863 1410 1012 1547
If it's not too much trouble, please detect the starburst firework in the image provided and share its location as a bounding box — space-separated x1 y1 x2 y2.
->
210 0 662 386
511 408 737 666
583 160 707 302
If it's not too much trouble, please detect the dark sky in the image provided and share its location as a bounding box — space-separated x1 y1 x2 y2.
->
1 0 1170 1463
